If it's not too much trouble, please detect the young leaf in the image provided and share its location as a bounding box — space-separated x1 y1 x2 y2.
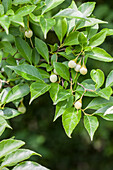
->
104 106 113 116
2 0 12 13
0 15 10 34
40 17 56 39
105 70 113 87
0 116 12 136
90 69 104 89
1 149 41 167
97 87 112 100
86 24 99 39
0 108 22 119
35 37 49 63
0 139 25 159
54 18 67 43
13 0 32 5
30 81 51 104
0 4 4 16
62 108 81 138
7 64 43 81
78 32 87 48
54 62 70 81
15 37 32 64
15 5 36 16
84 115 99 141
63 31 79 46
9 15 24 27
86 47 113 62
78 2 96 17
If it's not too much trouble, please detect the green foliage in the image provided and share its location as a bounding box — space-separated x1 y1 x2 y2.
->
0 0 113 168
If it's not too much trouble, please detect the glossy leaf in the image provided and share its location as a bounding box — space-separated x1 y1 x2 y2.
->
13 0 32 5
84 115 99 141
63 31 79 46
2 0 12 13
15 5 36 16
62 108 81 138
86 24 99 39
78 32 87 48
9 15 24 27
0 116 12 136
0 108 22 119
97 87 112 100
0 15 10 34
0 4 4 16
105 70 113 87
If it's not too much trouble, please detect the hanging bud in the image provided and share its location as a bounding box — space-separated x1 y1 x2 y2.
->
18 102 26 113
50 74 57 83
74 99 82 110
68 60 76 68
80 64 87 75
25 29 33 38
74 60 81 72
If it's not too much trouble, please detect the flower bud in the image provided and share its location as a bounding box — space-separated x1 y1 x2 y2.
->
80 65 87 75
74 99 82 109
53 69 58 75
50 74 57 83
68 60 76 68
74 60 81 72
25 30 33 38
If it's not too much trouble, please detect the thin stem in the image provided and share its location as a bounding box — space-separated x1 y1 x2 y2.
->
30 38 34 48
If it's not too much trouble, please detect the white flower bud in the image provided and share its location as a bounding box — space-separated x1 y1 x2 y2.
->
50 74 57 83
53 69 58 75
74 100 82 109
25 30 33 38
80 66 87 75
68 60 76 68
74 64 81 72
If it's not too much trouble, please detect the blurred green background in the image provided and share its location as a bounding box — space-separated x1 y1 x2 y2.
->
1 0 113 170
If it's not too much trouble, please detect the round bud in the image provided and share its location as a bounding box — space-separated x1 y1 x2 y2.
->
74 100 82 110
50 74 57 83
68 60 76 68
74 64 81 72
80 66 87 75
25 30 33 38
53 69 58 75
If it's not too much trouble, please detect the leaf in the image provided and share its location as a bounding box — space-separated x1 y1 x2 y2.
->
84 115 99 141
86 47 113 62
63 31 79 46
15 5 36 16
62 108 81 138
12 161 49 170
40 17 55 39
1 149 41 167
32 48 40 65
2 0 12 13
0 4 4 16
0 108 22 119
30 81 51 104
38 68 50 79
104 106 113 116
42 0 65 14
106 70 113 87
35 37 49 63
53 8 86 19
13 0 32 5
78 32 87 48
90 69 104 89
86 97 113 110
0 15 10 34
89 31 107 47
15 37 32 64
9 15 24 27
54 18 67 43
0 87 11 105
0 41 16 56
58 52 75 60
54 62 70 81
0 139 25 158
5 84 30 103
78 2 96 17
97 87 112 100
0 116 12 136
86 24 99 39
7 64 42 81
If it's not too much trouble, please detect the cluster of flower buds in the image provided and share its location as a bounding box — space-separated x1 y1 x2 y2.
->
50 69 58 83
68 57 87 75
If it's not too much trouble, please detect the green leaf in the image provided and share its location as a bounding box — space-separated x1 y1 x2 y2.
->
63 31 79 46
0 87 11 105
104 106 113 116
49 83 63 103
78 2 96 17
15 37 32 64
84 115 99 141
0 116 12 136
38 68 49 79
0 4 4 16
78 32 87 48
40 17 55 39
57 52 75 60
86 97 113 110
15 5 36 16
12 161 49 170
62 108 81 138
7 64 42 81
30 81 51 104
32 48 40 65
54 62 70 81
106 70 113 87
86 24 99 39
13 0 32 5
1 149 41 167
5 84 30 103
35 37 49 63
0 15 10 34
97 87 112 100
89 31 107 47
90 69 104 89
0 41 16 55
53 8 86 19
2 0 12 13
0 139 25 159
86 47 113 62
42 0 65 14
54 18 67 43
9 15 24 27
0 108 22 119
54 89 72 105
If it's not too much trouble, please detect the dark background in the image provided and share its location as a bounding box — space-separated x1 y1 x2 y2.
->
2 0 113 170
